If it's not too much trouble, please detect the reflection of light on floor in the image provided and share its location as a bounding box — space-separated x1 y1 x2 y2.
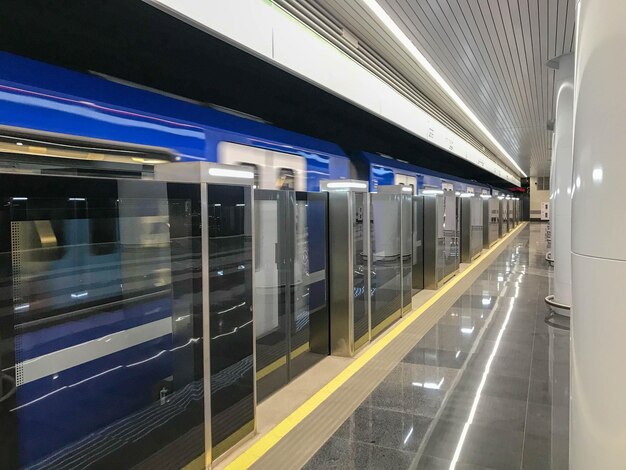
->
412 377 445 390
449 296 516 469
403 426 414 445
460 327 474 334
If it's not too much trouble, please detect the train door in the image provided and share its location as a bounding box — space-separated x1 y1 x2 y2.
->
269 151 306 191
217 141 267 188
217 142 306 191
394 173 417 195
254 190 328 401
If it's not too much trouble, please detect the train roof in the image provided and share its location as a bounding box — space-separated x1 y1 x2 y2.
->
358 151 491 191
0 52 348 160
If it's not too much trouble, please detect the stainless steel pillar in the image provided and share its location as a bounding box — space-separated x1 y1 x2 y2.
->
321 180 371 357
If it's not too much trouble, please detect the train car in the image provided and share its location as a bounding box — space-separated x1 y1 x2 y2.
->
0 52 351 191
353 152 492 196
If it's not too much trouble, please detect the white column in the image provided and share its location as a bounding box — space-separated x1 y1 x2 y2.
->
571 0 626 467
549 53 574 313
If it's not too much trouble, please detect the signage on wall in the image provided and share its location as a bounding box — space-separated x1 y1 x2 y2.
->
442 182 454 192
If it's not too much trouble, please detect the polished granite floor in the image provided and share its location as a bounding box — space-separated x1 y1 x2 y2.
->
303 224 569 470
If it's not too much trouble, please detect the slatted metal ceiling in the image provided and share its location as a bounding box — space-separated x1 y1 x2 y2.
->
274 0 511 178
312 0 575 176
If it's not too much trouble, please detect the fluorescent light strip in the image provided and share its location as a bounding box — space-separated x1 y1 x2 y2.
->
422 189 444 195
326 181 367 189
361 0 527 178
208 167 254 179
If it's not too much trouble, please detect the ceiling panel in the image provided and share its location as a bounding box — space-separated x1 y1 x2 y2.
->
316 0 576 176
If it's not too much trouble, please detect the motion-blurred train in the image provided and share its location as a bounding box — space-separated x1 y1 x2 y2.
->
0 52 492 468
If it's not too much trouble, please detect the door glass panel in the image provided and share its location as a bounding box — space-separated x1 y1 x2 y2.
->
470 198 483 257
207 184 254 458
0 174 204 469
442 195 459 279
412 196 424 294
254 190 288 402
370 193 402 337
352 192 369 348
492 200 500 240
290 192 329 377
401 194 413 314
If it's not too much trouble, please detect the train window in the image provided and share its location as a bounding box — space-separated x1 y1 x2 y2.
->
26 219 66 262
277 168 295 190
90 217 118 255
239 163 259 189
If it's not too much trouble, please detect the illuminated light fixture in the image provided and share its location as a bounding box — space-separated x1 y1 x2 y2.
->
422 189 444 195
455 191 461 196
361 0 527 179
208 167 254 179
459 192 473 198
326 181 367 189
15 142 23 146
401 186 413 193
70 291 88 299
505 196 511 200
11 197 28 201
460 326 475 334
480 194 491 199
68 197 86 202
497 196 505 200
235 203 245 207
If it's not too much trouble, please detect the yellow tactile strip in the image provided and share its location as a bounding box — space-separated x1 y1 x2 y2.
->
225 223 527 470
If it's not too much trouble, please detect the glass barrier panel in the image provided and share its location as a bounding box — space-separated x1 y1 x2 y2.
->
401 194 413 314
253 190 289 402
207 184 254 458
290 192 329 377
0 174 204 469
370 193 402 337
412 196 425 294
352 193 369 349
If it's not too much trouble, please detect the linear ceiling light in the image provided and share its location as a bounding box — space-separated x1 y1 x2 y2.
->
362 0 528 178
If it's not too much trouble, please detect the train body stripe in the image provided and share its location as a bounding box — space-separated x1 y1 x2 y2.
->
17 317 173 386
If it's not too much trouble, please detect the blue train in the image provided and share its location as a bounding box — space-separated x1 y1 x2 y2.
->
0 52 492 196
0 51 496 468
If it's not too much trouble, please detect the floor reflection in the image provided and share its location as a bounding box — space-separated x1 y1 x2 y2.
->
304 224 569 470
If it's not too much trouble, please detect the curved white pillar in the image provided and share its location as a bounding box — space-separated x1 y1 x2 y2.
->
550 53 574 313
571 0 626 467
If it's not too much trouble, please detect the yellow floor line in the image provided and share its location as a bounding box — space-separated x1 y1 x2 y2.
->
225 223 527 469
